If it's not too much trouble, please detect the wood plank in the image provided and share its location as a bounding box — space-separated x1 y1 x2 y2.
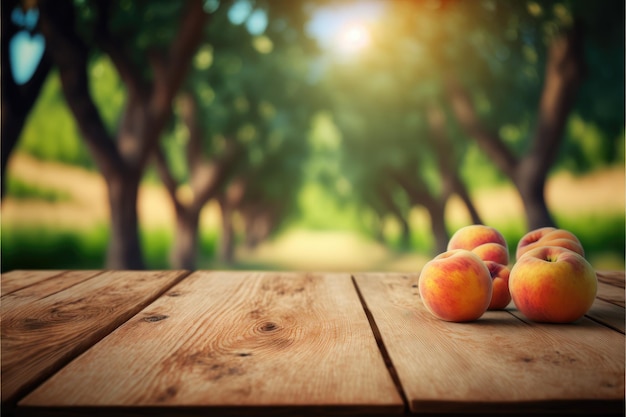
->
596 270 625 289
586 297 625 333
1 270 65 296
1 270 104 313
19 271 403 416
354 272 624 416
596 281 625 307
1 270 189 406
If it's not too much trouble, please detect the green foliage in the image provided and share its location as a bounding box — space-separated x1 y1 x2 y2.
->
89 56 125 133
460 143 510 192
139 227 172 269
74 0 188 79
295 182 368 232
561 115 620 173
9 0 623 269
157 0 320 240
1 225 108 272
316 0 624 238
555 213 626 261
17 71 94 169
16 55 124 169
5 177 72 203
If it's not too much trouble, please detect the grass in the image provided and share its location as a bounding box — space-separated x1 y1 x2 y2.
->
1 213 626 272
1 225 108 272
3 212 622 272
5 176 72 203
1 225 219 272
556 213 625 268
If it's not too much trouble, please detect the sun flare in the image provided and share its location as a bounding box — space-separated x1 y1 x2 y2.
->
336 22 371 54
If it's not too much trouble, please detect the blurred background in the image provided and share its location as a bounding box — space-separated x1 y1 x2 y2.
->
2 0 624 272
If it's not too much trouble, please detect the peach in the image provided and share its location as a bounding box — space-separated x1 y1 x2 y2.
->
418 249 492 322
472 242 509 266
509 246 597 323
448 224 508 252
484 261 511 310
516 227 584 260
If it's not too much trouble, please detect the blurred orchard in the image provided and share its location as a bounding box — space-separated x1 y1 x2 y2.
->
2 0 624 272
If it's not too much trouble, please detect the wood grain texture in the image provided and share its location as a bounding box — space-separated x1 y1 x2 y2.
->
586 297 625 333
597 270 625 289
354 272 624 416
1 270 65 296
19 271 403 416
1 270 103 313
1 270 189 405
596 281 625 307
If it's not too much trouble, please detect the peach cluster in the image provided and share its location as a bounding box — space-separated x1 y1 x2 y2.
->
418 224 597 324
510 227 597 323
418 225 510 322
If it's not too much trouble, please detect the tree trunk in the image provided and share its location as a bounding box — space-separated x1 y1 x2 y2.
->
377 185 411 247
393 171 449 254
452 178 482 225
427 200 449 254
371 210 386 244
40 0 208 269
40 0 144 268
514 157 556 230
106 171 144 269
426 104 483 225
446 23 585 232
154 91 241 269
155 149 240 269
171 205 201 270
242 205 260 249
217 195 235 264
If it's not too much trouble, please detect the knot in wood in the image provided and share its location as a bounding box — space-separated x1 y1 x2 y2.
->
259 321 279 332
143 314 169 323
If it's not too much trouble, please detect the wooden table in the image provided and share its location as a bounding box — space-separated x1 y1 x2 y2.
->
1 270 624 416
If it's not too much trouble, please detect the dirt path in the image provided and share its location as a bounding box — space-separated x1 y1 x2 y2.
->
234 228 433 272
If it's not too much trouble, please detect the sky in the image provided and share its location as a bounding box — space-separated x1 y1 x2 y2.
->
227 0 386 52
306 1 386 51
9 7 45 85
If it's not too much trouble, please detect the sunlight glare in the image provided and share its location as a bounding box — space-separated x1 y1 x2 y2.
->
336 22 371 54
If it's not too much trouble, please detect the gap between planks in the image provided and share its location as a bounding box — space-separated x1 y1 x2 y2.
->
17 271 404 413
353 272 624 415
351 274 410 414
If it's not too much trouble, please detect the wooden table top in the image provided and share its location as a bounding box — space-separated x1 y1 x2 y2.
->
1 269 624 416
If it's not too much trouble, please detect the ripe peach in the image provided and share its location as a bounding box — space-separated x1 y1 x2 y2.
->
516 227 584 260
418 249 493 322
509 246 597 323
448 224 508 252
484 261 511 310
472 242 510 266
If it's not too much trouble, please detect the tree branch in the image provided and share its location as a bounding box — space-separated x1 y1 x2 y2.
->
529 21 585 174
38 0 125 179
178 91 203 172
153 144 180 206
92 0 147 98
426 105 482 224
150 0 209 116
446 77 519 178
191 143 242 213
